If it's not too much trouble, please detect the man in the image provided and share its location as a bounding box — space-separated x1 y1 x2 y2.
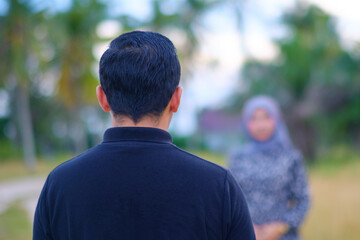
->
33 31 255 240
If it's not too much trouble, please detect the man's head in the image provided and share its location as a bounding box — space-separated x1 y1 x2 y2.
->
97 31 182 128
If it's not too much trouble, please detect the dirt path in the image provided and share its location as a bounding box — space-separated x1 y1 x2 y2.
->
0 177 46 221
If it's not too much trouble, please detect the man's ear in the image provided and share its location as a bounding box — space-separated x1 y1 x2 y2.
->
169 86 182 113
96 85 111 112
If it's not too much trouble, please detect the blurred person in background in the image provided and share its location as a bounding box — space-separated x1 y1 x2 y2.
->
229 95 310 240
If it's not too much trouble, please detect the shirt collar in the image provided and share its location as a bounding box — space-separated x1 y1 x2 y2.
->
102 127 173 144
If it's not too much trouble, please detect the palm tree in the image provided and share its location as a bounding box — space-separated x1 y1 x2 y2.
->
49 0 106 153
0 0 43 170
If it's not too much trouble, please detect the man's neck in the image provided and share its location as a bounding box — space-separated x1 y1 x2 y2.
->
111 114 171 132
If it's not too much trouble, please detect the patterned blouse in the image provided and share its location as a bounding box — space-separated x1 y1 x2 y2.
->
229 144 310 240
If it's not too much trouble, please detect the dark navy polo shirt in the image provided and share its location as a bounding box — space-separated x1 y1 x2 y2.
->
33 127 255 240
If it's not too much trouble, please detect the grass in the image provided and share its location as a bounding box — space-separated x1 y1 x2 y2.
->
0 155 74 182
0 203 32 240
309 145 360 176
302 162 360 239
0 150 359 239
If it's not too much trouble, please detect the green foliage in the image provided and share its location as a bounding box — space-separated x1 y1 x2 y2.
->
172 135 189 149
242 4 348 102
236 3 360 159
0 140 21 161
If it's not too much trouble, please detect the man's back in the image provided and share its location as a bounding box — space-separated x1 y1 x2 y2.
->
34 127 255 239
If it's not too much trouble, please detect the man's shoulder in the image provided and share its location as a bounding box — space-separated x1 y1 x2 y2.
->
169 145 229 176
48 145 100 180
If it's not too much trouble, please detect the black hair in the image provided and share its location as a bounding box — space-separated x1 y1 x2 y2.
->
99 31 181 123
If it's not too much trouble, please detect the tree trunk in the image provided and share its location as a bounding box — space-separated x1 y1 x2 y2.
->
285 109 317 161
70 107 87 154
15 84 36 171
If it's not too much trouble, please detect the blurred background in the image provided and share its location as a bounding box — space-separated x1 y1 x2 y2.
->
0 0 359 239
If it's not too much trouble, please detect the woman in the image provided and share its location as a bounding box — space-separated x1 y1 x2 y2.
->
229 95 310 240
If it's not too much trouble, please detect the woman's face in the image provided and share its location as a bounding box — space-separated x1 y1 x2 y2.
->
247 108 276 141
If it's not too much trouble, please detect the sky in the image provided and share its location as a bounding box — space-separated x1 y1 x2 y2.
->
1 0 360 136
